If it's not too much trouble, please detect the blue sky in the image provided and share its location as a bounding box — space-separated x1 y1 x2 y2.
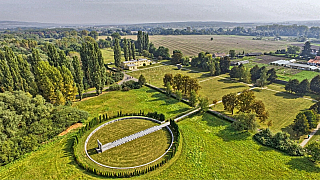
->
0 0 319 24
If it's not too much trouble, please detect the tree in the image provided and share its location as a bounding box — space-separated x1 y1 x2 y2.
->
214 61 221 76
4 47 23 91
72 56 84 101
59 65 77 102
138 74 146 86
306 142 320 163
131 41 136 60
113 38 121 67
229 50 236 59
220 56 230 74
165 82 172 96
301 41 312 58
297 79 310 95
232 113 258 132
251 100 269 123
189 90 198 107
250 65 260 82
128 40 133 60
256 67 268 87
163 73 173 86
267 120 273 128
222 93 237 114
237 89 255 113
123 38 129 61
0 59 13 92
285 79 299 93
287 45 300 55
208 60 215 76
199 96 209 113
303 110 319 129
137 31 143 53
47 44 60 67
267 68 277 83
171 50 183 64
173 73 183 91
292 112 310 136
310 75 320 94
230 66 240 79
175 90 182 101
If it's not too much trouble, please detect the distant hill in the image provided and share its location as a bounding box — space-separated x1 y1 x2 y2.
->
1 20 320 30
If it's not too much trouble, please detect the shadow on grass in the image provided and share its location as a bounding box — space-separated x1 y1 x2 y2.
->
87 147 98 156
258 145 273 152
200 73 211 78
274 92 299 99
286 157 320 172
150 93 179 105
218 78 236 84
217 126 251 142
222 85 247 89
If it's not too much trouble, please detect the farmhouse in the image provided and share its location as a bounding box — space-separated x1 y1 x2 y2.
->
121 59 152 70
270 59 320 71
307 56 320 66
213 53 227 58
231 60 250 66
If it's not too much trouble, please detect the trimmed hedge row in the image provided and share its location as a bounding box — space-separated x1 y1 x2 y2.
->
72 111 180 178
254 128 304 156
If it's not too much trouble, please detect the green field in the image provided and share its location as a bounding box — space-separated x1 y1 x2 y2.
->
123 35 298 56
86 119 170 167
143 114 320 179
73 86 191 120
199 77 250 102
127 65 210 88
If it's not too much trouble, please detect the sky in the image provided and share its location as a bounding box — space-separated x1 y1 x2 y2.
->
0 0 320 25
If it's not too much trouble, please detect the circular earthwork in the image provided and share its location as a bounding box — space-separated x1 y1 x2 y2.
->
84 116 174 169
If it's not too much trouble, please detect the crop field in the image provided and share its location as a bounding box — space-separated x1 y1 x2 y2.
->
127 65 211 88
85 119 170 167
122 35 297 56
73 86 191 121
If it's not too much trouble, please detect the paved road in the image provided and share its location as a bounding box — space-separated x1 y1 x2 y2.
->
300 123 320 147
99 122 170 152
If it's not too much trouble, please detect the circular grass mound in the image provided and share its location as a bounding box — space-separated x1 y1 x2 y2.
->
85 118 172 168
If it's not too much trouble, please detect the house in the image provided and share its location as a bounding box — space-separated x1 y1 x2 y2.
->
121 59 152 70
231 60 249 66
246 52 263 56
307 56 320 66
213 53 227 58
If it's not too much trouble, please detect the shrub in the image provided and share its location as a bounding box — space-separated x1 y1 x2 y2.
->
109 84 121 91
254 129 304 156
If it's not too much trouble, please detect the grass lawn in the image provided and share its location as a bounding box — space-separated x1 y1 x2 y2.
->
199 77 251 102
3 113 320 179
73 86 191 121
142 113 320 179
277 70 320 82
211 88 314 133
86 119 171 167
127 65 210 88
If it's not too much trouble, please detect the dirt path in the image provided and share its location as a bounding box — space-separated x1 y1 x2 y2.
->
58 123 83 136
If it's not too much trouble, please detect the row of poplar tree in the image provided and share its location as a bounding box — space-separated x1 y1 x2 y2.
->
0 37 110 105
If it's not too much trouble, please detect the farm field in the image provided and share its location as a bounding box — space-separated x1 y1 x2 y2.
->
73 86 191 121
127 65 210 88
122 35 298 56
85 119 170 168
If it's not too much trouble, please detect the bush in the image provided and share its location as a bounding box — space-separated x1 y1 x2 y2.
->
254 129 304 156
122 80 141 90
109 84 121 91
